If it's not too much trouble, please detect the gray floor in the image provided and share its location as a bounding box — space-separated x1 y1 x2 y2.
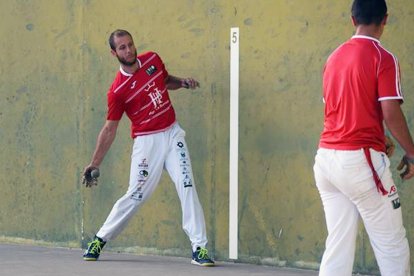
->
0 243 319 276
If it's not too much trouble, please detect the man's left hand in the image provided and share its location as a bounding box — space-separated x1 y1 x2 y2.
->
182 78 200 89
385 135 395 157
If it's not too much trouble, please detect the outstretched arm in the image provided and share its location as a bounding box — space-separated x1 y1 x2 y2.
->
165 75 200 90
84 120 120 172
382 100 414 179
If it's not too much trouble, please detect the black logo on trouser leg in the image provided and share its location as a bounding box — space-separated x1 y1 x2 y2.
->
139 170 149 177
182 174 193 188
392 198 401 209
131 162 150 200
131 179 146 201
176 140 192 187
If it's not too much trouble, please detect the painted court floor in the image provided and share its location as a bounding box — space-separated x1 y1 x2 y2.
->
0 243 320 276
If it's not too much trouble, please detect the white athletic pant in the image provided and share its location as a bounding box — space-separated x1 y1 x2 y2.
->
96 123 208 251
314 148 410 276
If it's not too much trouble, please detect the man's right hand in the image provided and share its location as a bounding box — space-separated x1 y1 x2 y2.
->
82 166 100 187
397 155 414 180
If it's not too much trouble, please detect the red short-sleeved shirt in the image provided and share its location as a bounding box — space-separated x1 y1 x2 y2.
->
319 35 403 152
107 51 176 138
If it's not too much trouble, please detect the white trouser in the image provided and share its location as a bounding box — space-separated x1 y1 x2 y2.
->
314 148 410 276
97 123 208 251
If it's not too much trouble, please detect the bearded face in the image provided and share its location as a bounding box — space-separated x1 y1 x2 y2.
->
116 49 137 66
112 35 138 67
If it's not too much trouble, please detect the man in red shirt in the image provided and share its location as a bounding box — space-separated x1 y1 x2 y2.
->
314 0 414 275
82 29 214 266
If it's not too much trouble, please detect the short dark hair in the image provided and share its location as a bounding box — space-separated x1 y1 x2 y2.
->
351 0 387 26
108 29 133 50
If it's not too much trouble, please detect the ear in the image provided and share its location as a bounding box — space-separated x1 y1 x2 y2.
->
110 49 117 57
351 16 358 27
382 14 388 25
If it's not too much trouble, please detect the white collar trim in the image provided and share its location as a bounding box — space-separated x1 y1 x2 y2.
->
352 35 380 44
119 57 142 76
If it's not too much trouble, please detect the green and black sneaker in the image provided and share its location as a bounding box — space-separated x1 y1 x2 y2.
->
83 236 106 261
191 247 215 267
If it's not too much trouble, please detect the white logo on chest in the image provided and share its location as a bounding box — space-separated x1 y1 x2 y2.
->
144 81 155 91
148 88 163 109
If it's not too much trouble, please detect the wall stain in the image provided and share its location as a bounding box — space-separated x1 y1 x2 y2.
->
25 23 34 31
244 18 253 25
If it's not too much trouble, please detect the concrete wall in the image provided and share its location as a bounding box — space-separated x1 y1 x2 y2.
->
1 0 414 273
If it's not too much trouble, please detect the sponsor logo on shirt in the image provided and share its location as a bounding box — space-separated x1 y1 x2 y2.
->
146 65 157 75
148 88 164 109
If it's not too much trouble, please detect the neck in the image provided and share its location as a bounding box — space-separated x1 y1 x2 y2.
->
121 62 139 74
354 25 383 40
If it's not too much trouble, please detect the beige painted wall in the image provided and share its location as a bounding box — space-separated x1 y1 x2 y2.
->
1 0 413 273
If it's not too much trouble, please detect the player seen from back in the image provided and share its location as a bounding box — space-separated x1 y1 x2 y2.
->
314 0 414 275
